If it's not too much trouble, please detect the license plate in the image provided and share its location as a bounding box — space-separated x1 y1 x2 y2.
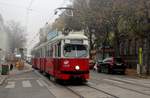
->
114 69 123 71
116 63 122 66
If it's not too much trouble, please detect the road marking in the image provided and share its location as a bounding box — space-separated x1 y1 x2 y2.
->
103 79 124 84
7 77 41 81
36 80 44 87
22 80 32 87
5 81 15 88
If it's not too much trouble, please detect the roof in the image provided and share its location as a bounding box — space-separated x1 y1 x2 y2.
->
52 31 88 41
33 31 88 50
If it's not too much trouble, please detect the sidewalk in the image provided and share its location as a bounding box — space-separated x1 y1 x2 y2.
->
125 68 150 79
9 63 33 76
0 63 33 85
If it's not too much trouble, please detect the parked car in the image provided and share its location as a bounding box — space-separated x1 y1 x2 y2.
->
97 57 126 74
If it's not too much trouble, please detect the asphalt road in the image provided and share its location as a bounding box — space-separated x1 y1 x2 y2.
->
89 70 150 98
0 71 55 98
1 69 150 98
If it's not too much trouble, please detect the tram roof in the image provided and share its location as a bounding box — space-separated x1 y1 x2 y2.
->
33 31 88 50
54 31 88 40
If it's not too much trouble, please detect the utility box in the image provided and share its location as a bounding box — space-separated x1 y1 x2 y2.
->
1 64 9 75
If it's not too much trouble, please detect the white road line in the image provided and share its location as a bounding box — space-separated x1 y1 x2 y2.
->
22 80 32 87
36 80 44 87
39 79 49 87
7 78 41 81
103 79 124 84
5 81 15 88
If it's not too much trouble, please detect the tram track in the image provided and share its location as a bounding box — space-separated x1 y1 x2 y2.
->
35 70 81 98
66 84 119 98
35 70 118 98
90 77 150 96
35 69 150 98
36 70 119 98
66 86 85 98
109 78 150 89
86 84 119 98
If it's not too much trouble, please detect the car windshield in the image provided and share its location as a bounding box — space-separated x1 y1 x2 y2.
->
114 58 123 63
64 44 88 58
103 58 113 62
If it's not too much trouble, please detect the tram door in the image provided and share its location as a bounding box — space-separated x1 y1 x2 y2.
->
54 42 61 77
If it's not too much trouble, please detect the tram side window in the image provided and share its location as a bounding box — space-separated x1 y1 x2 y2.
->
50 46 53 57
45 46 47 57
47 46 49 57
58 42 61 57
46 45 52 57
54 42 61 57
55 45 57 57
48 46 49 57
40 48 42 58
37 51 40 57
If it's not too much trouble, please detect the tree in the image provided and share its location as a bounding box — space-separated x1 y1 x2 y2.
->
0 14 9 51
52 0 150 73
5 21 26 53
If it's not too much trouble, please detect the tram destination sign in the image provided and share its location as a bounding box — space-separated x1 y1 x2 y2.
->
70 39 83 44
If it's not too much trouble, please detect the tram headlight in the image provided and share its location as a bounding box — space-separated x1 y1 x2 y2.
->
75 65 80 70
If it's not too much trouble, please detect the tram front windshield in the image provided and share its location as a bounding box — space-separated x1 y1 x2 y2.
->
64 44 88 58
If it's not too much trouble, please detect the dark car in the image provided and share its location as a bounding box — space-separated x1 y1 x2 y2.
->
97 57 126 74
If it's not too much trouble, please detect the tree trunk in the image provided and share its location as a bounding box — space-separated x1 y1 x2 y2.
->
114 30 120 57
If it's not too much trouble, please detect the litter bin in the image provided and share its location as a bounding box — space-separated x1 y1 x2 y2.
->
1 65 9 75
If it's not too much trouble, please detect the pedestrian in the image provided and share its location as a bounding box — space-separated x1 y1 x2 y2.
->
10 64 13 70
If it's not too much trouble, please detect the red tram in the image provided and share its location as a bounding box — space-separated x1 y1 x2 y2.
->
31 31 89 82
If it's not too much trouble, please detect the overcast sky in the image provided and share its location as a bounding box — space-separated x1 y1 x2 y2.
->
0 0 70 40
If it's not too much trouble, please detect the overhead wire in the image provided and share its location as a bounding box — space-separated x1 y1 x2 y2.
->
0 1 27 9
25 0 35 31
29 0 69 45
47 0 67 23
